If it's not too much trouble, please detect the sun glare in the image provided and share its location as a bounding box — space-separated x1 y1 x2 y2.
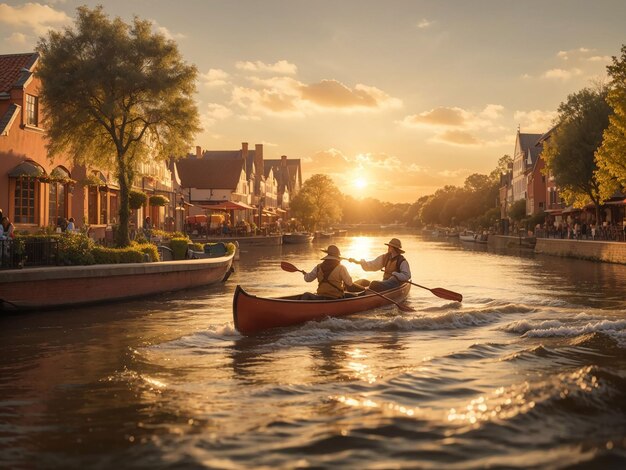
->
354 177 367 189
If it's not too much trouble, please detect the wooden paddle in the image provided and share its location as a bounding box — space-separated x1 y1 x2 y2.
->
344 257 463 303
280 261 415 312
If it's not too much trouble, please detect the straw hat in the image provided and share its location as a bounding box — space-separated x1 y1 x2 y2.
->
321 245 341 260
385 238 405 253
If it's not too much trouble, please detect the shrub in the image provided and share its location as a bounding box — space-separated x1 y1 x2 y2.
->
170 237 190 260
57 232 96 265
92 245 145 264
133 242 159 262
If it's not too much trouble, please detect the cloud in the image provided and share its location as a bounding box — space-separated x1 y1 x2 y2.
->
236 60 297 75
0 2 71 35
400 104 509 147
557 47 591 61
200 68 230 87
538 47 610 81
402 106 469 128
300 80 401 110
200 103 233 128
6 32 29 45
150 19 186 40
433 130 482 146
417 19 433 29
514 109 558 132
231 76 401 116
401 104 503 131
542 68 583 80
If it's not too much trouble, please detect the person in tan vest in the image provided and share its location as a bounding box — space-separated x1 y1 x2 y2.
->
350 238 411 292
301 245 355 300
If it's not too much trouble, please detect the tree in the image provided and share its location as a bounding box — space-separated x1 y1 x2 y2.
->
37 6 200 246
508 199 527 221
489 154 512 181
596 44 626 199
541 87 611 222
290 174 342 230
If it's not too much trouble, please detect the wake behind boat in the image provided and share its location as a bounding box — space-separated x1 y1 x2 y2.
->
233 283 411 335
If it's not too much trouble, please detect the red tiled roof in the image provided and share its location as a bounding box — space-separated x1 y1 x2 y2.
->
176 158 244 189
0 53 37 94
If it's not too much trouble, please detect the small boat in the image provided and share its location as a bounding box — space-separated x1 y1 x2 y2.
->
282 232 314 244
233 283 412 335
459 231 476 243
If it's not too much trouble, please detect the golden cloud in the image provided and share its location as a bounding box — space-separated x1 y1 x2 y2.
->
0 3 71 35
433 130 482 146
232 77 400 116
236 60 298 75
513 109 557 133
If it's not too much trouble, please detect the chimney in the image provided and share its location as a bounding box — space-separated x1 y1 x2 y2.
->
241 142 248 160
281 155 287 167
195 146 202 158
255 143 264 179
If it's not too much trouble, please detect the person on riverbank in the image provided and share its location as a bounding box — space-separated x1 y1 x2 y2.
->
301 245 355 300
143 216 152 238
350 238 411 292
1 217 15 240
66 217 76 232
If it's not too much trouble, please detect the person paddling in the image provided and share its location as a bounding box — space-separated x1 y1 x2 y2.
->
301 245 356 300
351 238 411 292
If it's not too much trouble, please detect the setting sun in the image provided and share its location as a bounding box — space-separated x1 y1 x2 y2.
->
354 177 368 189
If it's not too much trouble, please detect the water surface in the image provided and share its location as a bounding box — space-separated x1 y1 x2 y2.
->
1 234 625 468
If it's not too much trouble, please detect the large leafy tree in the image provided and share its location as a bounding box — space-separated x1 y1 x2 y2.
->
541 87 611 222
596 44 626 199
290 174 342 230
37 6 200 246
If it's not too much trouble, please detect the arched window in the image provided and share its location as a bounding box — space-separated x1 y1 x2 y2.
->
9 160 45 224
87 171 109 225
48 166 71 226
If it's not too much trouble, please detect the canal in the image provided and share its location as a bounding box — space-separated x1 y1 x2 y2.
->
1 233 625 468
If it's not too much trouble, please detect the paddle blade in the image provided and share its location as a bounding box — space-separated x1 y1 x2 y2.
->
280 261 301 273
431 288 463 302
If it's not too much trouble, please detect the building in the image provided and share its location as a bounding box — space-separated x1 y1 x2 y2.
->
511 131 543 203
0 52 76 231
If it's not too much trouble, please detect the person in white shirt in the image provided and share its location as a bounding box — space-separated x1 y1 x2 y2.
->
351 238 411 292
301 245 355 300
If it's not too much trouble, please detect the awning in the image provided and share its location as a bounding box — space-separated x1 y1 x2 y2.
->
200 201 253 211
9 160 45 177
275 208 287 213
604 198 626 205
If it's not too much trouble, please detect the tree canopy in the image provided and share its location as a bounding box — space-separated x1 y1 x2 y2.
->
596 44 626 199
290 174 342 230
37 6 200 245
541 87 611 217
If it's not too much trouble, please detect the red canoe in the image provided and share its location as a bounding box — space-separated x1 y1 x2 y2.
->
232 283 411 335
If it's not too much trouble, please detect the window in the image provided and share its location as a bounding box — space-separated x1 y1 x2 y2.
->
99 190 108 224
48 182 67 226
26 94 38 126
14 177 36 223
88 186 99 225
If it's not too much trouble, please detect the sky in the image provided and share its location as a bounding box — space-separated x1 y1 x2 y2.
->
1 1 625 203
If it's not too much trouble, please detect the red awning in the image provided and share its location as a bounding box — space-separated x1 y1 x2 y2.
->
200 201 253 211
604 198 626 205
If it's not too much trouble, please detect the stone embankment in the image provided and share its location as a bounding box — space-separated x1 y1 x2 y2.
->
489 235 626 264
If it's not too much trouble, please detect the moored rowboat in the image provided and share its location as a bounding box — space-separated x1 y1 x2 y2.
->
282 232 314 244
233 283 411 335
